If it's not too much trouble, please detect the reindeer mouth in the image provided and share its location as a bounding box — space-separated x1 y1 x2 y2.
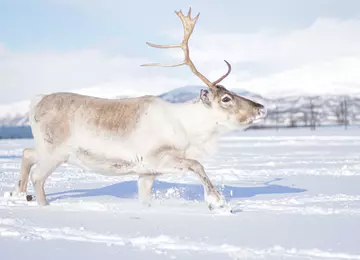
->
248 112 266 124
246 117 255 124
252 107 267 123
257 107 267 118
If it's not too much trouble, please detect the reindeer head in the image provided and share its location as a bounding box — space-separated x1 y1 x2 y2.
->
142 7 266 127
199 85 266 127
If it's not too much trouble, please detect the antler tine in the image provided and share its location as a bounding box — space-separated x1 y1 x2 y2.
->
141 61 186 67
144 42 182 49
140 43 184 67
187 7 192 17
212 60 232 86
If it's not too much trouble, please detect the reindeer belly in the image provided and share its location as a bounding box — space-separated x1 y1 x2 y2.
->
67 148 151 176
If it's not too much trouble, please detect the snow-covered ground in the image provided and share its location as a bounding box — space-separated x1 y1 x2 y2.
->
1 128 360 259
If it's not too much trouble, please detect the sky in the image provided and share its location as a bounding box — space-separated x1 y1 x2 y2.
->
1 0 360 103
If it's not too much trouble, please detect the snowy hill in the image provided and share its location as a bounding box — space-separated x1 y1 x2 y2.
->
1 86 360 129
0 100 30 127
0 86 261 127
159 85 261 103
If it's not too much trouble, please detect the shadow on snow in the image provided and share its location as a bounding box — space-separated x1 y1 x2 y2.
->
48 178 306 203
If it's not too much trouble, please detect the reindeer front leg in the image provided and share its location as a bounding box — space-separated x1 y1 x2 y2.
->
137 175 156 206
157 153 226 210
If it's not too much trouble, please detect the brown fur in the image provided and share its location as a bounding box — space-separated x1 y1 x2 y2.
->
32 92 156 145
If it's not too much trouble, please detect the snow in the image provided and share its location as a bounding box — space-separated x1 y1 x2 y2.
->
1 128 360 259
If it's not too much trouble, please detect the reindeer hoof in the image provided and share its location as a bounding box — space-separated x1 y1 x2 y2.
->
37 199 50 206
206 193 226 211
208 198 226 210
208 202 226 210
208 203 224 211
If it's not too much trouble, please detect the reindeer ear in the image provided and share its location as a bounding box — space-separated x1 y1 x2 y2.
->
200 89 212 107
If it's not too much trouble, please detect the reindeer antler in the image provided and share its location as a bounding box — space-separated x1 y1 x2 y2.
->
141 7 231 89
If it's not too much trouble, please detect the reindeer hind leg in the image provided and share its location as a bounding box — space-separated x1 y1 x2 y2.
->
30 155 66 206
13 148 37 196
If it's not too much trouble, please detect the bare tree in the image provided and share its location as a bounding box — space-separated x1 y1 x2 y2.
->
334 96 349 129
275 101 279 131
309 98 316 131
344 96 348 129
289 97 300 128
303 111 309 127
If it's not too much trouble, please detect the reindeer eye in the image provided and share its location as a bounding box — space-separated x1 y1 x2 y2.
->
222 96 231 103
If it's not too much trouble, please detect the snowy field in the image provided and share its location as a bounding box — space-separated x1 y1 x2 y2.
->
1 127 360 260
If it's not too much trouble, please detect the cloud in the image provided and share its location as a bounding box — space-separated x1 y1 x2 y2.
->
0 46 192 103
1 11 360 103
191 18 359 66
240 57 360 97
0 43 5 55
162 17 360 97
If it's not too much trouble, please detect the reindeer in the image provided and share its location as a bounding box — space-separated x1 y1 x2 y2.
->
12 8 266 211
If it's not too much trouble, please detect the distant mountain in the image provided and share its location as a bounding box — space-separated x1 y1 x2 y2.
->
0 86 261 127
0 100 30 126
1 86 360 129
159 85 260 103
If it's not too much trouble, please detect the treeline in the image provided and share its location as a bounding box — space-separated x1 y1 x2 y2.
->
254 95 360 130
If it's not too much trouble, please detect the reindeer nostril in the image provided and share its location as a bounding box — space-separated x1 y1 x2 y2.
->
257 107 266 117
